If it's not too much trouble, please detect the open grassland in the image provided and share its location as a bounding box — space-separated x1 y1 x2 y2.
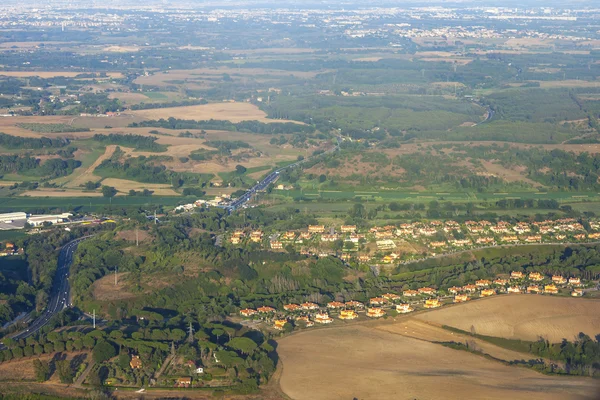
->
92 272 137 301
64 145 116 188
128 102 299 123
278 324 599 400
416 295 600 342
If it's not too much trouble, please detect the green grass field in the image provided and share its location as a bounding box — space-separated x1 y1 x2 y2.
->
0 196 187 212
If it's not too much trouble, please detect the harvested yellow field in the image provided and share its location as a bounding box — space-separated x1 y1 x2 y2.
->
535 80 600 89
128 102 298 124
416 295 600 342
99 178 179 196
0 71 123 78
278 325 598 400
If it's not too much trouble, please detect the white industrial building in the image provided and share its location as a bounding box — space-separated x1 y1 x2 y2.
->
27 213 73 227
0 211 72 230
0 212 27 223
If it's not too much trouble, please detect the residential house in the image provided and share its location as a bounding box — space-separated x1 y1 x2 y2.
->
493 278 508 286
527 285 540 294
369 297 386 305
480 289 495 297
321 234 339 242
544 284 559 294
510 271 524 279
366 308 386 318
418 287 436 295
551 275 566 285
507 286 521 294
476 237 495 245
283 231 297 241
250 230 263 243
502 235 519 243
230 236 241 244
382 293 401 301
403 290 419 297
270 241 283 249
340 225 357 233
283 304 301 312
308 225 325 233
424 299 441 309
327 301 345 309
588 232 600 240
345 300 364 308
295 315 314 327
569 277 581 286
339 310 358 320
301 302 319 310
430 241 446 248
524 235 542 243
462 285 477 293
574 233 587 240
454 294 470 303
571 289 583 297
239 308 258 317
314 312 334 324
175 377 192 388
529 272 544 282
376 239 396 249
257 306 276 313
300 232 312 240
396 303 414 313
448 286 461 294
475 279 491 287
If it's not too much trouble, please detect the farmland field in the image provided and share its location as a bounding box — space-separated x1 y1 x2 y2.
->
277 323 599 400
415 295 600 342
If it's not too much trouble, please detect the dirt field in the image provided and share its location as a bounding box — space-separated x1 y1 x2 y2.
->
128 102 298 124
100 178 180 196
480 160 541 186
0 351 89 382
278 324 599 400
416 295 600 342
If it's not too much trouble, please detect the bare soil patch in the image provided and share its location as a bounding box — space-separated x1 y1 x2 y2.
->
278 324 598 400
0 351 89 382
0 71 123 78
99 178 180 196
92 272 137 301
416 295 600 342
480 160 541 186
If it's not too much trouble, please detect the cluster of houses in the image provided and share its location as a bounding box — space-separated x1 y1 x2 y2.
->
175 195 232 212
238 271 586 330
227 218 600 264
0 242 18 256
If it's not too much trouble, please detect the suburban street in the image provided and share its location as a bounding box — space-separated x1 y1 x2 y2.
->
6 236 88 343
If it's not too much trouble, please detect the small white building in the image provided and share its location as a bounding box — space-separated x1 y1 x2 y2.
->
27 213 72 227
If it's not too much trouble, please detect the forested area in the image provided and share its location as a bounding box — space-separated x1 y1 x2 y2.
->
92 134 167 152
0 155 80 179
0 132 69 149
131 117 315 134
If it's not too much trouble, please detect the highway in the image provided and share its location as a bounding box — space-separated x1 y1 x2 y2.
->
5 236 88 343
226 136 341 211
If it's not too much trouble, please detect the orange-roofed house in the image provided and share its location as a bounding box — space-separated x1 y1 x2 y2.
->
301 302 319 310
327 301 345 309
448 286 461 294
507 286 521 294
230 236 242 244
480 289 495 297
175 377 192 388
382 293 401 301
403 290 419 297
424 299 441 309
476 279 491 287
257 306 276 313
571 289 583 297
369 297 386 305
283 304 301 312
569 277 581 286
250 230 263 242
366 308 386 318
529 272 544 282
454 294 470 303
273 319 288 330
339 310 358 320
418 287 436 295
270 241 283 249
345 300 364 308
239 308 258 317
308 225 325 233
462 285 477 293
551 275 566 285
510 271 524 279
396 303 414 313
544 284 559 294
283 231 297 241
340 225 357 233
527 285 540 294
494 278 508 286
314 312 333 324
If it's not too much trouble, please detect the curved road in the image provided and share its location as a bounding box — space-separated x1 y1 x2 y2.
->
5 236 89 343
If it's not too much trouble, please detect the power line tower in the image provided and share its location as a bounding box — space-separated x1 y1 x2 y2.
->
187 322 195 343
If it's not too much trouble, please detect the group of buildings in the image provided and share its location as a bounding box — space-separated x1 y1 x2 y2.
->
227 218 600 265
238 271 587 331
0 211 73 230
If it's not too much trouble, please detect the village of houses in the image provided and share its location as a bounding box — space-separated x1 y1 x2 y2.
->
239 271 588 331
226 217 600 265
